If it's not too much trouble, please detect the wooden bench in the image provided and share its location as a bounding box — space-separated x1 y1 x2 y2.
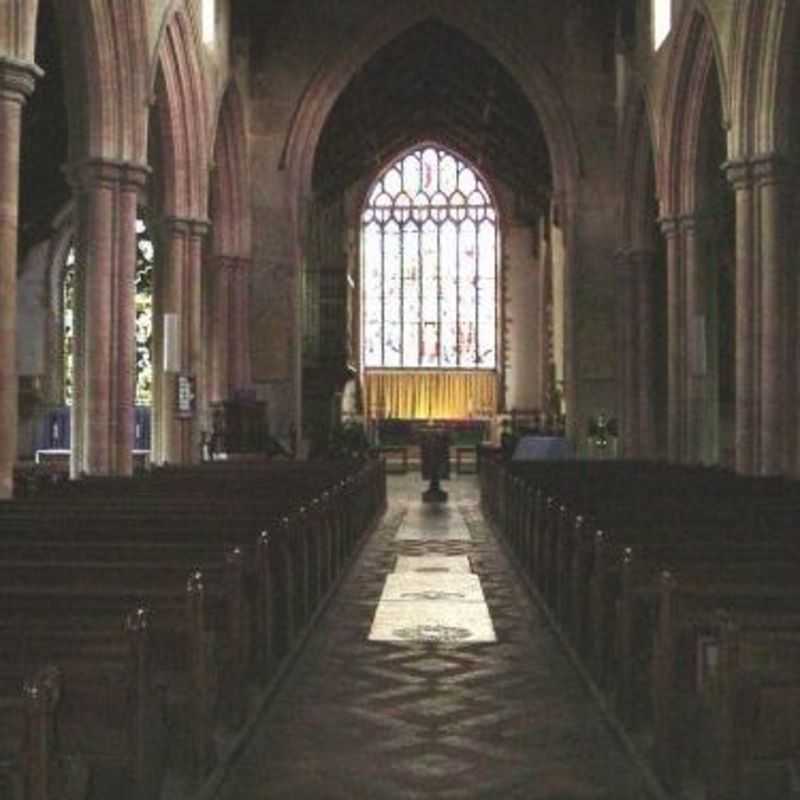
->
0 458 387 800
379 445 408 473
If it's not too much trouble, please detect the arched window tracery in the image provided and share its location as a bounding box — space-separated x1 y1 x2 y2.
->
362 146 498 370
62 219 153 406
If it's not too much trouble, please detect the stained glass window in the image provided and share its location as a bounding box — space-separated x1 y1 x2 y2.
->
63 218 153 406
362 146 497 369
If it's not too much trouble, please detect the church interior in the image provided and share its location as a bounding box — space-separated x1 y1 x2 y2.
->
2 0 800 798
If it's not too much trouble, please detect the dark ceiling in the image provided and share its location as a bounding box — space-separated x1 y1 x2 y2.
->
19 0 70 258
312 20 552 206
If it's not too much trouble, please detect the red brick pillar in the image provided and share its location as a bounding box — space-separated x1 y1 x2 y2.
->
0 58 38 497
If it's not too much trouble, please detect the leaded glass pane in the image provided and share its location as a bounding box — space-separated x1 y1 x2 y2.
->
63 218 154 405
362 146 497 371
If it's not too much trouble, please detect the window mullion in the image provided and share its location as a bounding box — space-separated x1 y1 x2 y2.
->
380 224 386 365
474 221 480 367
399 222 405 366
436 224 442 367
418 221 423 366
455 219 461 367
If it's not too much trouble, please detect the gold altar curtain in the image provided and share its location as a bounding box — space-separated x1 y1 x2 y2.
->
365 370 498 419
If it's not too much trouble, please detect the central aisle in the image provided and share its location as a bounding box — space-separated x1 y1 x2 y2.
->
216 476 654 799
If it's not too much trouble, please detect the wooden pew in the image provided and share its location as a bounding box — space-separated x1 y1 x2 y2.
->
0 666 64 800
652 572 800 793
0 458 386 799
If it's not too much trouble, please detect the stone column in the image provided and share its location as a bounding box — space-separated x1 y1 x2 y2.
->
725 161 756 474
631 249 657 458
681 214 706 463
617 250 639 456
154 216 209 465
506 223 542 412
660 217 684 462
754 156 788 475
209 255 234 403
0 57 39 498
185 220 210 462
68 160 148 477
154 217 187 465
230 256 252 394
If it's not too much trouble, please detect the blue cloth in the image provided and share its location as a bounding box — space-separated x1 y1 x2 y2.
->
512 435 573 461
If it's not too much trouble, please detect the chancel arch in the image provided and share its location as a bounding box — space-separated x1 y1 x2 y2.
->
301 18 562 453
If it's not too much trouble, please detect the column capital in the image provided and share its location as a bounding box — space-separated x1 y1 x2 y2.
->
722 158 754 189
723 158 753 187
677 212 705 236
65 158 150 195
0 56 41 102
162 215 211 238
657 216 680 238
751 153 792 186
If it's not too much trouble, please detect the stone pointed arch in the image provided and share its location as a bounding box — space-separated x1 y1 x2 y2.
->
210 80 250 258
618 83 658 250
659 4 728 217
282 2 581 232
729 0 800 160
55 0 150 164
0 0 39 61
153 6 211 219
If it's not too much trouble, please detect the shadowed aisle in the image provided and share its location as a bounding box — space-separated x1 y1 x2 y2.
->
214 475 655 800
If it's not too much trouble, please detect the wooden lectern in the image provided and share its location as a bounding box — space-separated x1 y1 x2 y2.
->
419 427 450 503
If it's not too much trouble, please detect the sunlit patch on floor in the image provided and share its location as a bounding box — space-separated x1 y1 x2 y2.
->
369 512 496 643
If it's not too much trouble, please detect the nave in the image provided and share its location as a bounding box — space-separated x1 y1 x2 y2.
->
215 475 655 800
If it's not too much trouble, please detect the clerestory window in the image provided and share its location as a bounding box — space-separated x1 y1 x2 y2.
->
652 0 671 50
202 0 216 45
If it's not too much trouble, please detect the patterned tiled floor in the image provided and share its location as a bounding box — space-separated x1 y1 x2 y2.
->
215 476 655 799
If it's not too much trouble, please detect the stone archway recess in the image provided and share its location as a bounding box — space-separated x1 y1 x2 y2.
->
281 0 582 440
657 2 732 467
726 0 800 476
208 82 252 407
149 6 213 466
617 85 660 458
